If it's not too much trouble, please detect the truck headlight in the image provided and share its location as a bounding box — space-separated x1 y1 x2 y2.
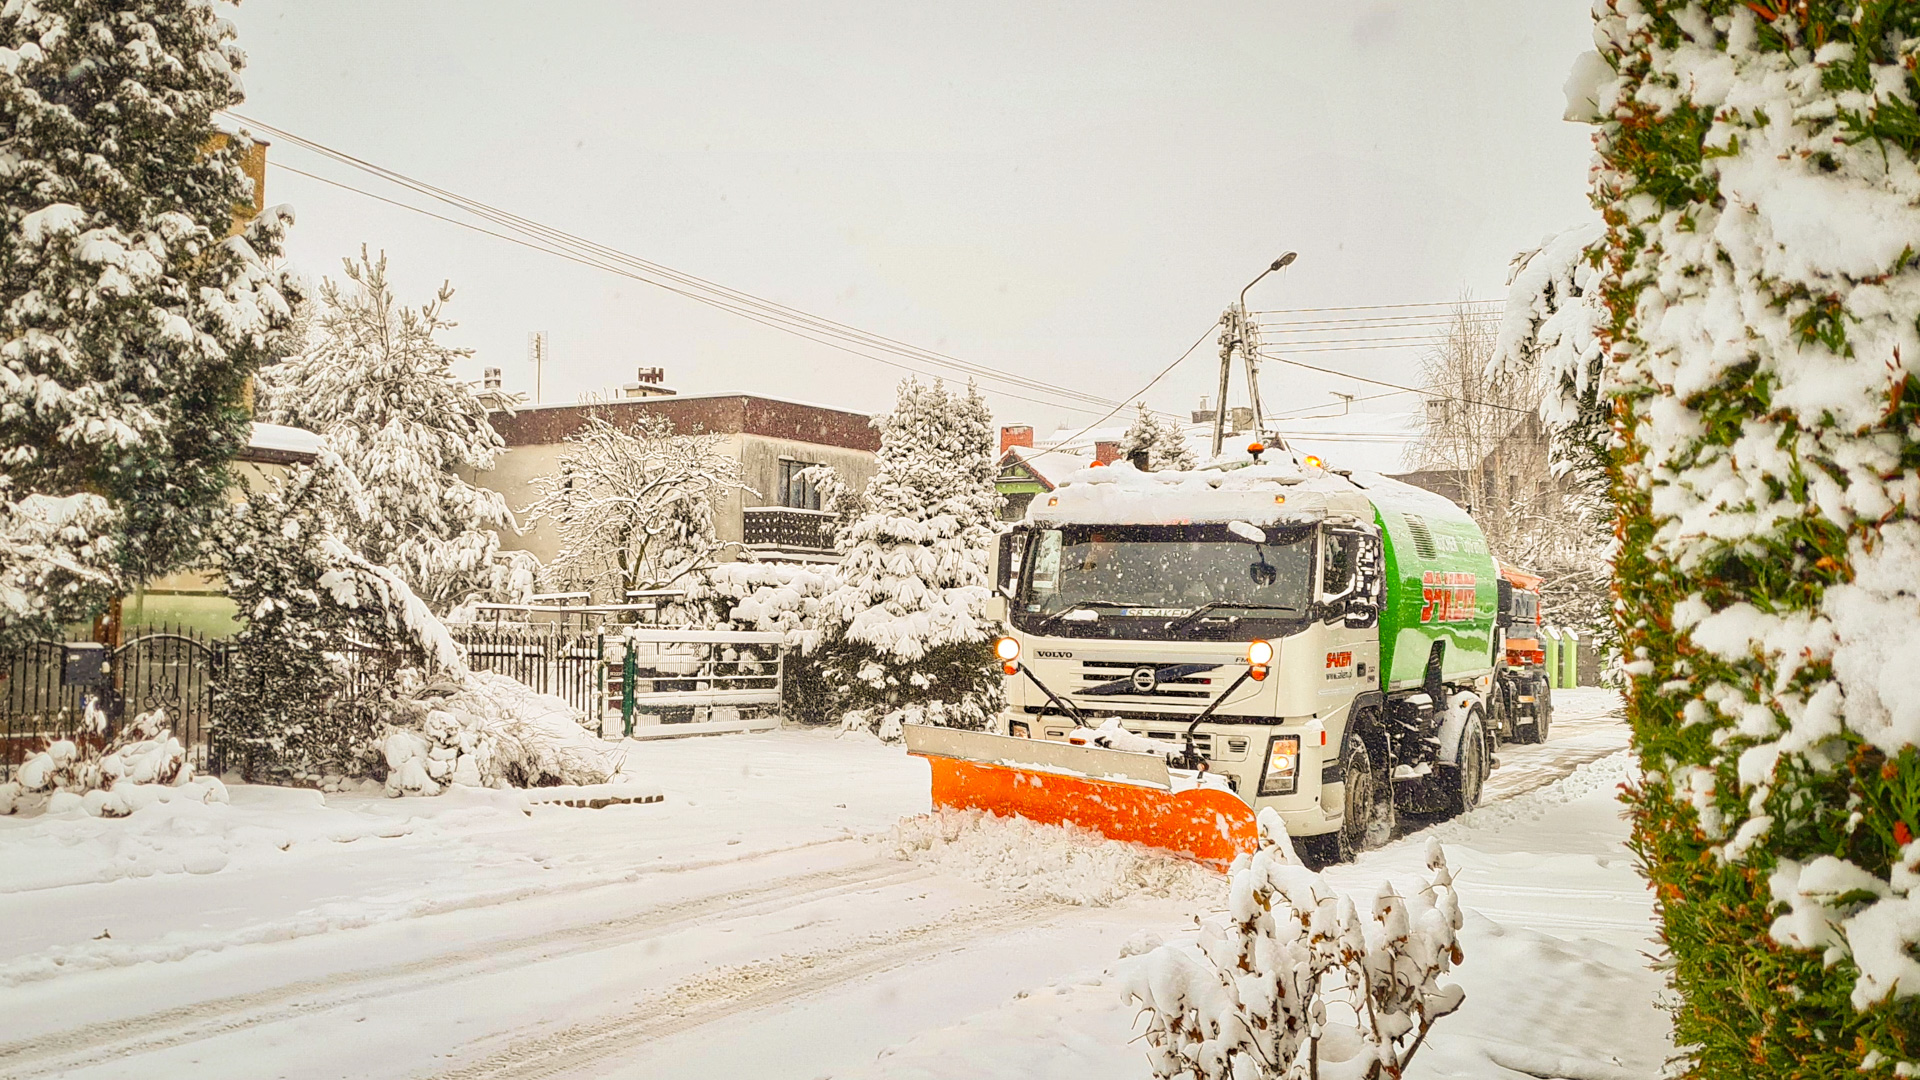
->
994 636 1020 675
1247 639 1273 682
1009 720 1030 738
1259 734 1300 796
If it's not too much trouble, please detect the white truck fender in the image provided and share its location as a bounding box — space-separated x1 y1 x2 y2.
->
1434 690 1484 766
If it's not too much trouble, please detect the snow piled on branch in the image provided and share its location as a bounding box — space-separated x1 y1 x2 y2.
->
1123 810 1464 1080
1589 5 1920 1020
1495 221 1608 448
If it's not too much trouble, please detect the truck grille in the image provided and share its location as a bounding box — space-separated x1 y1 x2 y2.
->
1072 660 1220 700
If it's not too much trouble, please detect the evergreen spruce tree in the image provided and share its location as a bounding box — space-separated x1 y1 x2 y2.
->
828 378 1002 740
260 250 511 612
0 0 299 643
1120 402 1197 472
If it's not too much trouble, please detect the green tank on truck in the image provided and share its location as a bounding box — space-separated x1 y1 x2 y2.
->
1368 483 1497 692
939 454 1508 868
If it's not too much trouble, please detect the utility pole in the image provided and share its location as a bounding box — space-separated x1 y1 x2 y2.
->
1211 253 1296 458
528 330 549 404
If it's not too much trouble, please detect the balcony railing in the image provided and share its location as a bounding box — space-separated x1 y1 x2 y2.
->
742 506 840 556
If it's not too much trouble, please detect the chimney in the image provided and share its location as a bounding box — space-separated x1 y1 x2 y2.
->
482 367 502 391
1094 440 1122 465
636 366 665 385
1000 424 1034 454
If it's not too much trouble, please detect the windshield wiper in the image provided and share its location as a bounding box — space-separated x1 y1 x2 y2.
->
1164 602 1301 634
1037 600 1132 628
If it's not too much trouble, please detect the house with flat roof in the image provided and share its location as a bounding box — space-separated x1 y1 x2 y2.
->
474 392 881 582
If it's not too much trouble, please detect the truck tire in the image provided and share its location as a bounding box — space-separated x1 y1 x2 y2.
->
1300 738 1382 868
1513 678 1552 745
1440 710 1488 817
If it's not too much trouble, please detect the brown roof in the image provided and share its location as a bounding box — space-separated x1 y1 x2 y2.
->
488 394 881 452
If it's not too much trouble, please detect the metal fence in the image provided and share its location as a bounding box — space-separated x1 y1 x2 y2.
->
449 625 609 719
1 625 226 780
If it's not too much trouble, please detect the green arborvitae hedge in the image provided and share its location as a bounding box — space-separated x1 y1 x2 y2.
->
1589 2 1920 1074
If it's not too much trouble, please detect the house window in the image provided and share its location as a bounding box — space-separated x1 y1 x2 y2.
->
778 459 824 510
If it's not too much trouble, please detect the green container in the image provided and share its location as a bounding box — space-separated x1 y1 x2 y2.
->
1362 480 1497 691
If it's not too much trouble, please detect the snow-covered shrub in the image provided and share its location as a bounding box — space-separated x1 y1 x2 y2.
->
383 672 621 796
1579 4 1920 1072
695 561 849 725
1 706 227 817
259 250 518 613
0 0 301 645
1124 810 1463 1079
826 378 1004 740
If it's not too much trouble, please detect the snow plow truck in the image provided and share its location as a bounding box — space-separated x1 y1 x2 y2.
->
905 445 1543 868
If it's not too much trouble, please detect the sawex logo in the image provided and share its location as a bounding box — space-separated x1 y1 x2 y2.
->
1420 572 1477 623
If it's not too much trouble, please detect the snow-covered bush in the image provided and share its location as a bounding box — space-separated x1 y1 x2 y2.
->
382 672 621 796
0 0 301 645
827 378 1004 740
260 249 518 613
1 706 227 817
1124 810 1464 1079
1579 3 1920 1072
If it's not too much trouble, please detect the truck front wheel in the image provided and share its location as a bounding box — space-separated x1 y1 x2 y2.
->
1300 738 1383 868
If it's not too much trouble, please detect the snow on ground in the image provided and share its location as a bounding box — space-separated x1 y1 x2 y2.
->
0 689 1654 1080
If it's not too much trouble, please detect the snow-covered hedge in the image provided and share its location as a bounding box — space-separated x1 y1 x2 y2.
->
1124 810 1464 1079
1582 3 1920 1072
1 707 227 817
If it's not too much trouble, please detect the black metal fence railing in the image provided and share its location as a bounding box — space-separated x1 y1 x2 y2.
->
0 625 227 781
448 625 608 720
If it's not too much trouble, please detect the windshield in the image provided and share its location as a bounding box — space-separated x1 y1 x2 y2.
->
1015 523 1313 635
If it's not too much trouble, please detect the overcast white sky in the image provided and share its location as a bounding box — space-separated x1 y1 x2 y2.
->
226 1 1597 437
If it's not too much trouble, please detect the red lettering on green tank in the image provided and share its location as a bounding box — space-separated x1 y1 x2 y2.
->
1420 571 1478 624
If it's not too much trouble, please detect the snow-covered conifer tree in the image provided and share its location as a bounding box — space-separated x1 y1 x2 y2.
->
260 250 512 612
1120 403 1196 472
828 378 1002 740
522 413 747 602
1578 5 1920 1071
0 0 299 644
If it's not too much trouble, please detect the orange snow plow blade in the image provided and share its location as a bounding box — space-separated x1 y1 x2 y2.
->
903 725 1259 870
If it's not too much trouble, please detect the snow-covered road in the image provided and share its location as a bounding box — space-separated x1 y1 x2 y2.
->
0 690 1664 1080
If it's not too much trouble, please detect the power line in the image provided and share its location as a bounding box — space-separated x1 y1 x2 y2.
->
272 162 1142 417
239 114 1150 418
1023 323 1218 462
1251 299 1503 315
1255 350 1531 414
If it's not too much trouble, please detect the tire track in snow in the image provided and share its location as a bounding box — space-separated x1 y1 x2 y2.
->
0 857 927 1080
425 905 1065 1080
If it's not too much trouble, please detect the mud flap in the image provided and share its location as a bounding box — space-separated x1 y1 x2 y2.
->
904 725 1258 870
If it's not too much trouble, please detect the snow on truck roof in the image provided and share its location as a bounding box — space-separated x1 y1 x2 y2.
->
1027 454 1369 526
1023 447 1469 527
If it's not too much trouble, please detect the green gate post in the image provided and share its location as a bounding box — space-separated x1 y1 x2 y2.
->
621 638 638 737
1562 629 1580 689
1542 628 1560 690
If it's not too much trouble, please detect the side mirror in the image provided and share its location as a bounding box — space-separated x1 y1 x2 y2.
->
995 528 1027 596
985 594 1010 623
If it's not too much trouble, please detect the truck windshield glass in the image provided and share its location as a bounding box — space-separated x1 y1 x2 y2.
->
1019 523 1313 620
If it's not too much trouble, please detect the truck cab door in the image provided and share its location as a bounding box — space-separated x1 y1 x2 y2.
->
1318 528 1383 693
